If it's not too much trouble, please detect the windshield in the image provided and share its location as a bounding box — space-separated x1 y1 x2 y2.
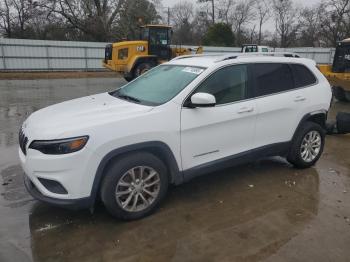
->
110 65 205 106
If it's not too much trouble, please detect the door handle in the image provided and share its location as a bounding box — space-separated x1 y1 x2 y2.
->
238 107 254 114
294 96 306 102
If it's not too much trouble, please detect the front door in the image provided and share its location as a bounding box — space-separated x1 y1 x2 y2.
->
180 64 256 171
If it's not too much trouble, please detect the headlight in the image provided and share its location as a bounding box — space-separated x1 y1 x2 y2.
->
29 136 89 155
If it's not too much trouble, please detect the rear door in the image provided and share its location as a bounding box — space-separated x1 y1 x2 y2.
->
180 64 256 171
251 63 309 148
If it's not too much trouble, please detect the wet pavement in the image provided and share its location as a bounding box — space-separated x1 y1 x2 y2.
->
0 78 349 262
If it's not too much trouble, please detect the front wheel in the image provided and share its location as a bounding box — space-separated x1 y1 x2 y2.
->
101 152 169 220
123 75 134 82
287 122 325 169
133 62 154 78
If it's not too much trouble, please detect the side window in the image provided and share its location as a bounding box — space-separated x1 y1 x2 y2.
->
118 48 128 60
290 64 317 88
252 63 294 96
195 64 248 105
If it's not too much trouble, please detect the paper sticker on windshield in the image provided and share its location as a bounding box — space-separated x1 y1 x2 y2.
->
182 67 204 75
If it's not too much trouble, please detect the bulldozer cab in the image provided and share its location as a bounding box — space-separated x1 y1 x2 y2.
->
333 39 350 73
140 25 172 60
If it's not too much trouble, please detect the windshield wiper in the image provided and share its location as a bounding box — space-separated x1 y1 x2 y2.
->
117 94 141 103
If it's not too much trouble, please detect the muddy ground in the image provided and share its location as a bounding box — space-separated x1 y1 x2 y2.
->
0 78 349 262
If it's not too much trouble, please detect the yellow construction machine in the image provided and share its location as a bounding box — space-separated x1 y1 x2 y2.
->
318 38 350 102
103 24 203 81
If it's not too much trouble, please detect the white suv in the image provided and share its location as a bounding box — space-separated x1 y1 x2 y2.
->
19 54 332 220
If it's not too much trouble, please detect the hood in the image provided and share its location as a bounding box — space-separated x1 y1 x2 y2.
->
23 92 153 140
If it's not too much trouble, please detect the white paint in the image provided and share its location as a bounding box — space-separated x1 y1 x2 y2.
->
19 53 332 202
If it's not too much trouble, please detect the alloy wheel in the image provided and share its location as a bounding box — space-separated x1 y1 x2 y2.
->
115 166 161 212
300 131 322 162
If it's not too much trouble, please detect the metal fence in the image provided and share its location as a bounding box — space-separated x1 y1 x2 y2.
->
0 38 336 72
0 38 107 71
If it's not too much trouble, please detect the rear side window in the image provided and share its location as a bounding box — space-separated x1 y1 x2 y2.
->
252 63 294 96
290 64 317 87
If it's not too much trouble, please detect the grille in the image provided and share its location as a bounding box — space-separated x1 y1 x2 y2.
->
19 129 28 155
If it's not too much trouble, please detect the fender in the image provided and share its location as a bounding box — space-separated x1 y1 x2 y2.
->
89 141 182 206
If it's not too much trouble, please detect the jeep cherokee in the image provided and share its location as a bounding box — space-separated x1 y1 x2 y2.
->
19 54 332 220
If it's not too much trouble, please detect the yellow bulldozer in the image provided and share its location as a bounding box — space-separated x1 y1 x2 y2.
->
102 24 203 81
318 38 350 102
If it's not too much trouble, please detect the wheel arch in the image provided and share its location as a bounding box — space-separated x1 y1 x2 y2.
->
90 141 182 206
304 111 327 128
292 111 328 141
127 55 158 74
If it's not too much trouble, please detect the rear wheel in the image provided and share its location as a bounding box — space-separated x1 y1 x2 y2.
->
333 86 348 102
101 152 169 220
287 122 325 168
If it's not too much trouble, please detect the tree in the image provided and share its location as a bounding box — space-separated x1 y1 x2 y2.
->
217 0 234 25
171 1 194 44
203 22 235 46
198 0 215 24
254 0 270 45
116 0 160 41
229 0 255 45
298 5 322 47
272 0 300 47
0 0 41 38
171 1 193 27
0 0 12 37
45 0 127 41
191 10 211 44
319 0 350 46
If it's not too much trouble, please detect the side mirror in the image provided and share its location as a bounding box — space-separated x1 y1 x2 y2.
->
189 92 216 107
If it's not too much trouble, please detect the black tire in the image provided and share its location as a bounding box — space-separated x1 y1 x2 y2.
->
333 86 348 102
101 152 169 220
123 75 134 82
336 112 350 134
133 62 154 78
345 90 350 101
287 122 325 169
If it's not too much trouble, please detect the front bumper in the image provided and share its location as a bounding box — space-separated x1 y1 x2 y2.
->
18 141 98 202
24 175 91 210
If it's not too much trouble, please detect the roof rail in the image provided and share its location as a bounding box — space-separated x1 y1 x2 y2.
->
215 52 300 62
170 53 222 61
170 51 301 62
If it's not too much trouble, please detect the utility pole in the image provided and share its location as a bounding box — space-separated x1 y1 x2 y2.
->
167 7 170 25
211 0 215 24
198 0 215 24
